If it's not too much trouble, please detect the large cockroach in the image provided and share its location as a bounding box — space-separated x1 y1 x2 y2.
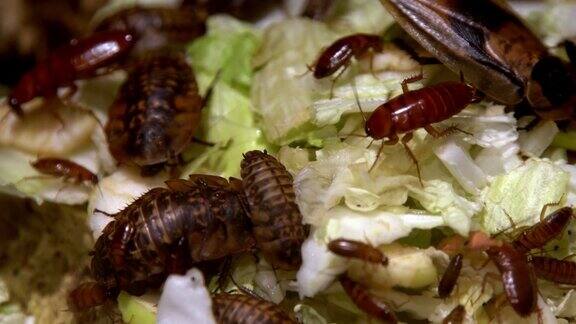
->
328 239 388 266
512 207 573 253
438 253 463 299
7 31 135 116
212 293 297 324
94 6 207 54
240 150 307 270
531 256 576 285
31 158 98 185
105 54 207 176
339 275 398 323
378 0 576 118
69 175 255 309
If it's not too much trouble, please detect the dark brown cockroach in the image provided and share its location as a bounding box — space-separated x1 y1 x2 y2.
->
564 40 576 66
69 175 256 309
240 150 307 270
105 54 207 176
531 256 576 285
31 158 98 185
328 239 388 265
68 282 108 310
438 253 463 299
378 0 576 118
339 275 398 323
212 293 296 324
302 0 335 20
443 305 465 324
94 6 207 54
512 207 573 253
7 31 135 116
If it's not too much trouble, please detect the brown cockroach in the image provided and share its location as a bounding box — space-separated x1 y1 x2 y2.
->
339 275 398 323
31 158 98 185
69 175 256 309
512 206 573 253
327 239 388 265
378 0 576 118
443 305 465 324
68 282 108 310
530 256 576 285
212 293 296 324
564 40 575 66
302 0 335 20
438 253 463 299
105 54 207 176
94 6 207 54
240 150 307 270
7 31 135 116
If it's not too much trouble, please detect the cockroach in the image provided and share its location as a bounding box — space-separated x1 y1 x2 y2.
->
512 206 573 253
69 175 256 309
105 54 208 176
328 239 388 265
378 0 576 118
563 40 575 66
31 158 98 185
302 0 335 20
68 282 109 310
363 74 476 180
7 31 135 116
339 275 398 323
531 256 576 285
438 253 463 299
212 293 297 324
94 6 207 54
443 305 465 324
484 242 537 317
240 150 307 270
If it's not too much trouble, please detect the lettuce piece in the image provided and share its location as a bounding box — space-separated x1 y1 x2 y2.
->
91 0 181 26
118 292 157 324
481 159 570 234
294 304 329 324
519 120 559 158
553 131 576 151
326 0 394 34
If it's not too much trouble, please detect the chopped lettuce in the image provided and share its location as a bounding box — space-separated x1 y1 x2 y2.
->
294 304 329 324
118 292 157 324
325 0 394 34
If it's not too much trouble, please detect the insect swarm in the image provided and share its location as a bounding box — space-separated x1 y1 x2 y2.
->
7 31 135 116
212 293 297 324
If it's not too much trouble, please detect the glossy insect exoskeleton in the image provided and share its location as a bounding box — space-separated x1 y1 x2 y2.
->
328 239 388 265
512 207 573 253
68 282 108 310
212 293 297 324
379 0 576 118
69 175 255 309
443 305 465 324
7 31 135 116
240 150 307 270
105 54 205 176
339 275 398 323
94 6 207 54
531 256 576 285
438 253 463 299
31 158 98 185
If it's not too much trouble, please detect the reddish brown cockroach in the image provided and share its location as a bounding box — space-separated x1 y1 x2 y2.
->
438 253 463 299
94 6 207 54
512 207 573 253
531 256 576 285
443 304 465 324
31 158 98 185
69 175 255 309
105 54 207 176
339 275 398 323
240 150 307 270
212 293 297 324
68 282 108 310
7 31 135 116
328 239 388 265
378 0 576 118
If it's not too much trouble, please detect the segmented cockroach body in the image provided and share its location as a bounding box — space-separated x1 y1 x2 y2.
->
212 293 297 324
339 275 398 323
512 207 573 253
438 253 463 299
31 158 98 185
240 150 307 270
94 6 207 53
531 256 576 285
105 54 205 176
68 282 108 310
69 175 255 309
443 305 465 324
7 31 135 116
312 33 383 79
328 239 388 265
485 243 537 317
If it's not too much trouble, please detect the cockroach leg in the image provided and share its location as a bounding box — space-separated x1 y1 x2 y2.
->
400 132 423 186
401 69 424 94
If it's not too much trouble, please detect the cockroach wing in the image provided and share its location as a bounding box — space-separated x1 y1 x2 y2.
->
379 0 547 105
